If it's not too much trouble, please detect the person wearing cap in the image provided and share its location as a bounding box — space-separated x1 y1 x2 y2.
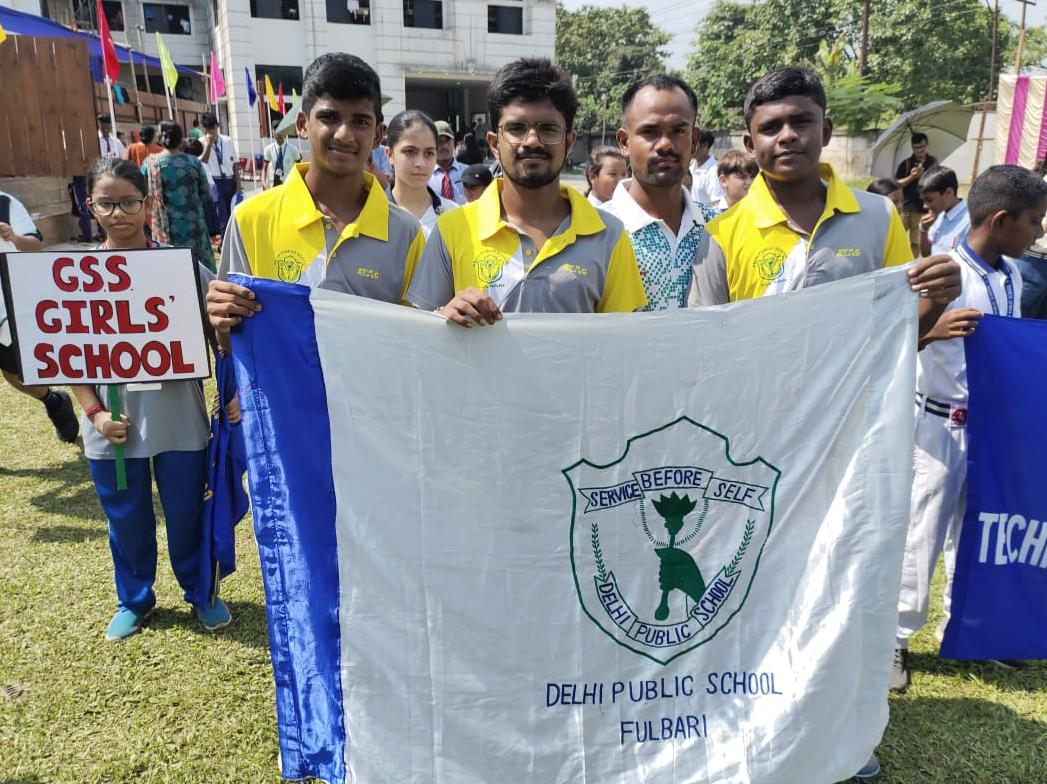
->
461 163 493 202
428 120 468 204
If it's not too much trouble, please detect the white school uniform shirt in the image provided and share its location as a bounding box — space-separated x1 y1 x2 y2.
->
201 134 238 180
927 199 971 255
588 192 606 208
0 191 41 343
690 155 724 207
98 132 126 160
917 242 1022 406
388 186 457 238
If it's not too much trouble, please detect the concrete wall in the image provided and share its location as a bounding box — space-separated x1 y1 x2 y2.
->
1 177 79 246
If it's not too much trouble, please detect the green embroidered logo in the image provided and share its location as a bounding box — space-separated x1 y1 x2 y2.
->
473 250 508 287
275 250 307 283
754 247 787 283
564 417 780 665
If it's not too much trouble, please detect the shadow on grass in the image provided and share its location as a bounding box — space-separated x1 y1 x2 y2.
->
148 600 269 649
0 455 100 523
908 651 1046 692
29 524 105 543
881 696 1045 783
0 777 46 783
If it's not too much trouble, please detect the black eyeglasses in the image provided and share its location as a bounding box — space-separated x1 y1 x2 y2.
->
88 198 146 216
498 121 566 145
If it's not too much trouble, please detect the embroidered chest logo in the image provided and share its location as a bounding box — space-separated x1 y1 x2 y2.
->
754 247 787 283
356 267 380 280
564 417 780 664
473 250 510 287
275 250 307 283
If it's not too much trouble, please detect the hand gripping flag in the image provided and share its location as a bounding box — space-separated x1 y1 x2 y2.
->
208 50 226 104
941 315 1047 660
264 74 278 113
244 67 257 108
95 0 119 82
189 348 248 609
155 32 178 95
228 266 919 784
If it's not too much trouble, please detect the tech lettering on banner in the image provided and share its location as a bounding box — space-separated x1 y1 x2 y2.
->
1 248 209 385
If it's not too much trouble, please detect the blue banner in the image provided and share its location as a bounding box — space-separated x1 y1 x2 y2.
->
942 315 1047 659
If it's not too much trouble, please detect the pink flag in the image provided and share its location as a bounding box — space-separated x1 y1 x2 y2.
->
209 50 226 104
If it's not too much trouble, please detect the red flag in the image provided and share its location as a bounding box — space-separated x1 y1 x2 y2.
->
277 82 285 114
95 0 119 83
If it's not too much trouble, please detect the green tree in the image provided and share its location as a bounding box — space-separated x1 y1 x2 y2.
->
815 39 902 131
555 3 670 137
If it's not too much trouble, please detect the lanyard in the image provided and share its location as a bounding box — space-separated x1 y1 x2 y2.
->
957 243 1014 317
274 143 284 172
215 138 225 176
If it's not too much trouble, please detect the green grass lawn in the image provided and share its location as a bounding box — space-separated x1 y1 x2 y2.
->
0 381 1044 783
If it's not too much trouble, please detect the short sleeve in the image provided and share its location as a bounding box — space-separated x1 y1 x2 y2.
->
405 225 456 310
218 215 253 279
5 195 40 238
883 207 914 268
597 231 647 313
400 228 427 304
688 232 730 306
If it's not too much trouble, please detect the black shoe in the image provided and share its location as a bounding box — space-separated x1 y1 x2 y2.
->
990 659 1027 671
890 647 909 693
42 390 79 443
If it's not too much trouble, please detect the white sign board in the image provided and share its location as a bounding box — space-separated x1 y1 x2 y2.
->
0 248 209 385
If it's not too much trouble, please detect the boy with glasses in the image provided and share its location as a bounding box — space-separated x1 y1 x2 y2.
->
407 57 646 322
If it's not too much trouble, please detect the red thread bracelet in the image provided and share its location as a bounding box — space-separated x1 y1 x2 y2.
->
84 404 105 419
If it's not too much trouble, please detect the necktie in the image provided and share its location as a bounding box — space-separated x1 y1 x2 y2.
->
104 136 111 155
440 167 454 200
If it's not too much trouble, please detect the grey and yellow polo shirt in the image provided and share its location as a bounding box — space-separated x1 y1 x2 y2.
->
406 177 646 313
687 163 912 306
219 163 425 303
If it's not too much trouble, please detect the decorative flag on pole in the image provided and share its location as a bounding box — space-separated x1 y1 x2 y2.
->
264 74 279 112
228 267 918 784
0 21 7 46
274 89 301 135
244 67 257 107
155 32 178 95
208 50 226 104
277 81 285 115
941 315 1047 660
95 0 119 83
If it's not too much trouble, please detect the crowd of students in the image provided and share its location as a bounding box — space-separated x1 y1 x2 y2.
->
5 49 1045 782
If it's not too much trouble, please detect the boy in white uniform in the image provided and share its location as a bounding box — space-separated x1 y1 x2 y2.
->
892 164 1047 691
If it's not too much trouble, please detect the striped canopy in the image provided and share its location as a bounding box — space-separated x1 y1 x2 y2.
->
997 74 1047 169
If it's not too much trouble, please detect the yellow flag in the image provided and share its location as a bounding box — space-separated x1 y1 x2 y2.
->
0 22 7 46
155 32 178 95
264 74 279 112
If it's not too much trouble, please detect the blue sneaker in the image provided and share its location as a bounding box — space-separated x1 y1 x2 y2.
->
194 598 232 631
854 753 881 781
105 608 152 641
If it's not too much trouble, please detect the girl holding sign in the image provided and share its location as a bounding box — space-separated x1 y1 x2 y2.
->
70 157 234 641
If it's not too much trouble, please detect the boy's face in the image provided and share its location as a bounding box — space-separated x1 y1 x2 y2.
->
921 188 951 215
487 98 575 190
464 183 486 202
719 170 754 205
616 85 697 190
744 96 831 184
298 95 381 179
998 200 1047 258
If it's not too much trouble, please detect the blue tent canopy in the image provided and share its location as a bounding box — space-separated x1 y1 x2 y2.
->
0 5 201 85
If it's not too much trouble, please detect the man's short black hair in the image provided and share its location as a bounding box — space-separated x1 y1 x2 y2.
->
620 75 698 121
911 132 929 146
97 113 111 126
138 125 156 144
967 164 1047 227
488 57 577 130
743 67 826 128
918 165 958 195
302 53 382 117
867 177 901 197
200 112 218 129
697 129 715 148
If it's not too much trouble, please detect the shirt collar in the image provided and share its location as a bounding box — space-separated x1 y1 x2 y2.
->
608 179 706 234
746 162 858 230
284 163 389 241
958 240 1005 275
943 199 966 222
476 177 607 241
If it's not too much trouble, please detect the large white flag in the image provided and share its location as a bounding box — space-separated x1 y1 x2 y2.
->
231 266 917 784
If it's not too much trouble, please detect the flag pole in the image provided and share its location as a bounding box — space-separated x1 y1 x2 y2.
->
104 75 118 136
252 84 263 190
134 26 155 122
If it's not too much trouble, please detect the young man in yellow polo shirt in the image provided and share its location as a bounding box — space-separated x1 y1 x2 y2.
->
407 58 646 322
687 67 960 340
206 53 425 341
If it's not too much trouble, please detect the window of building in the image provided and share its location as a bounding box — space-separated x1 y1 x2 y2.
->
327 0 370 24
403 0 442 29
101 1 124 31
143 3 191 35
488 5 523 34
251 0 300 20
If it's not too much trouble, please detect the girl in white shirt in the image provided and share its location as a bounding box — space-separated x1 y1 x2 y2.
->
584 146 627 207
386 110 457 237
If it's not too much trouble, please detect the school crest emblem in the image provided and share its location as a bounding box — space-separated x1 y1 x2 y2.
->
473 250 508 288
275 250 307 283
564 417 780 665
755 247 787 283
